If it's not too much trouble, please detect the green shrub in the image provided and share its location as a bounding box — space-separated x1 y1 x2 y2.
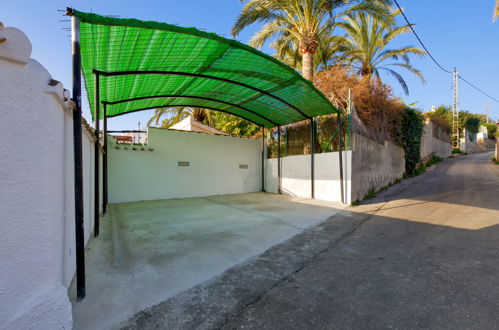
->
363 187 377 200
464 116 481 135
414 164 427 176
396 108 424 175
452 148 463 154
484 123 497 140
426 155 443 167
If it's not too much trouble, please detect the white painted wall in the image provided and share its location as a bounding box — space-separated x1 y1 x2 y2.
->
0 25 101 329
265 151 352 204
264 132 404 205
108 128 262 203
0 57 73 328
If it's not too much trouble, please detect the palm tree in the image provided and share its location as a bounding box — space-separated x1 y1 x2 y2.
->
232 0 391 81
147 107 212 127
269 23 343 73
335 8 426 94
494 0 499 21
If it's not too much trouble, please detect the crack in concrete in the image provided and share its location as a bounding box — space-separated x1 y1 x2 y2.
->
201 195 322 231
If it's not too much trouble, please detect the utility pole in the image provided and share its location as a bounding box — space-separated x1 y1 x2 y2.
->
452 68 459 148
486 102 490 124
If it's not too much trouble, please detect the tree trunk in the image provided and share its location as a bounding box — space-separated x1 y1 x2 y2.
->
302 51 314 81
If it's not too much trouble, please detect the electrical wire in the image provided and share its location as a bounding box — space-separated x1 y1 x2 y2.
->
458 75 499 103
393 0 499 103
393 0 452 74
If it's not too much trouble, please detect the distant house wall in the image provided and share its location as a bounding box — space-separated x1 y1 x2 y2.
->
350 133 405 203
477 126 496 150
169 116 228 135
421 119 451 159
0 27 101 328
108 128 262 203
460 128 480 154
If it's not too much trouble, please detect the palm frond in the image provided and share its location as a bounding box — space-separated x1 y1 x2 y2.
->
337 7 425 93
382 67 409 95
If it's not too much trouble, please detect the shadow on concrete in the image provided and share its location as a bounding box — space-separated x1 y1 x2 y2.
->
122 206 499 330
70 192 344 330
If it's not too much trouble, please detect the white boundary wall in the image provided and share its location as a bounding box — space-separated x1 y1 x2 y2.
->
108 128 262 203
265 151 352 204
0 27 101 328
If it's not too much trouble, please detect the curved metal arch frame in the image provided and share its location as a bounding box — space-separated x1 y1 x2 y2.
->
105 103 272 128
71 11 340 302
93 69 311 121
102 94 278 126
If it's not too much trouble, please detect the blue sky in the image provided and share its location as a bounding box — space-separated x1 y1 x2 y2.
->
3 0 499 130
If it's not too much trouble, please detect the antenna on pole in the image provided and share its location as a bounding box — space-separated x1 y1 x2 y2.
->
452 68 460 148
486 101 490 123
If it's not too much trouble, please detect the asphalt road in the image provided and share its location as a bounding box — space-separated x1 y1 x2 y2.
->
221 151 499 330
123 151 499 330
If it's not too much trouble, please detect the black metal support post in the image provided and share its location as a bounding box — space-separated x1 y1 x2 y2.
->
261 126 265 192
103 103 108 214
94 73 100 237
277 126 281 194
310 118 315 199
68 8 85 300
338 113 344 204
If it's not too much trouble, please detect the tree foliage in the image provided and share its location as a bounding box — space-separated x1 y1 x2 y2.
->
314 66 405 143
494 0 499 21
334 8 426 94
464 116 481 135
483 123 497 139
147 107 213 128
425 105 487 136
146 106 259 137
232 0 390 80
212 112 260 137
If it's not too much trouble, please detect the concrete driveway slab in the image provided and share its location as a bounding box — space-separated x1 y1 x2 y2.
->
70 192 343 330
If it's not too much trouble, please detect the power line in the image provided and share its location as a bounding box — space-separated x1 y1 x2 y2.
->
393 0 452 74
458 75 499 103
393 0 499 103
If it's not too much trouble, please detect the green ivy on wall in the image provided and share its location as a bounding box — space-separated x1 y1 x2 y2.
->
396 108 425 175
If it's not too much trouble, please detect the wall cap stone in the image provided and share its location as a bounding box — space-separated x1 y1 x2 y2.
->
0 22 32 64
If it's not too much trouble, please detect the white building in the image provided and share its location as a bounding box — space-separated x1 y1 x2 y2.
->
170 116 228 135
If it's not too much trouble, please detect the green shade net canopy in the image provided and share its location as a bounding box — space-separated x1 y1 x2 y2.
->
71 9 339 128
